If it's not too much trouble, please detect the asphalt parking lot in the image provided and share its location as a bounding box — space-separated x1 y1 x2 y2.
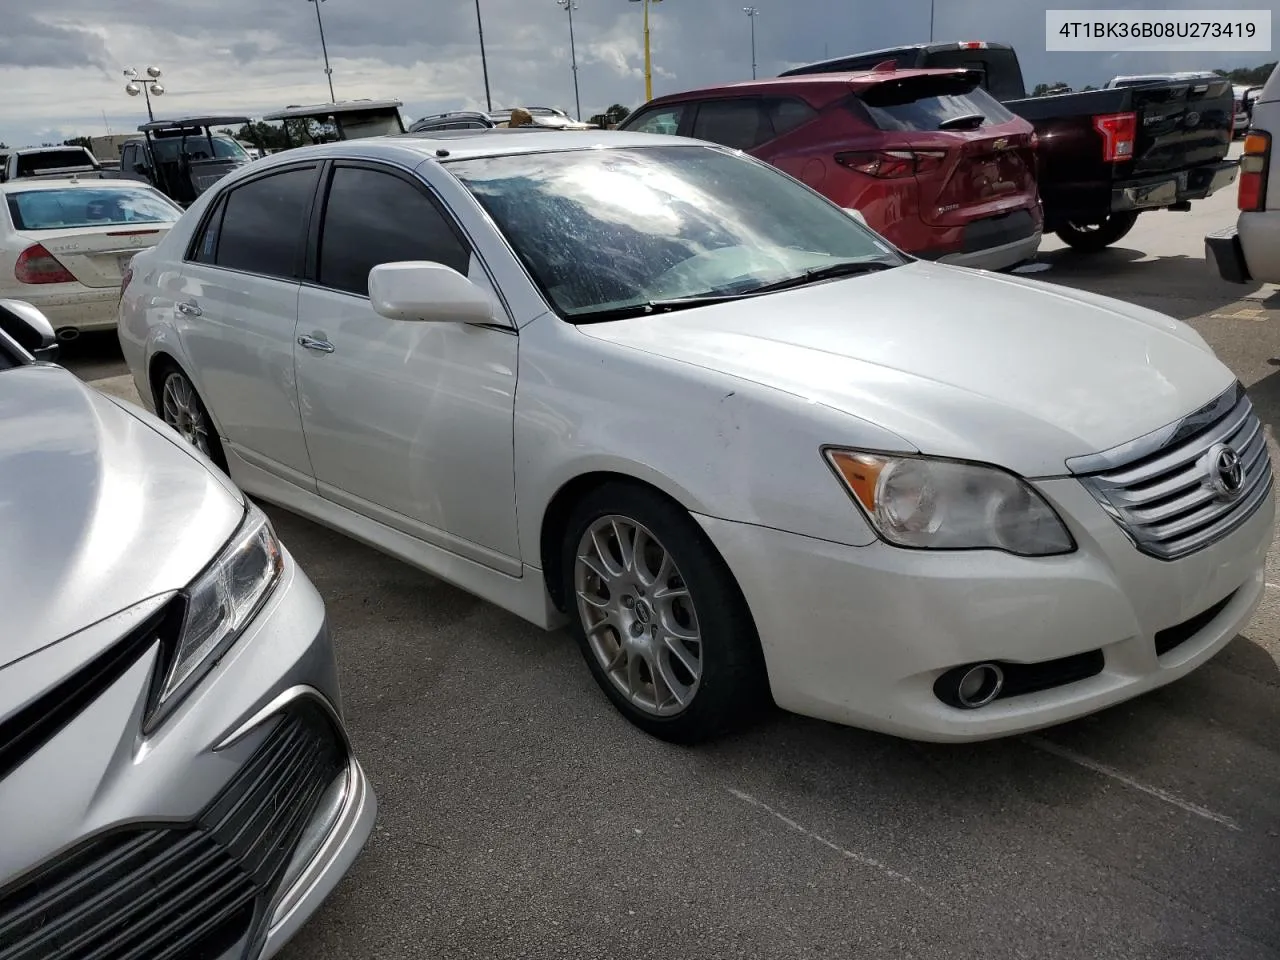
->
63 177 1280 958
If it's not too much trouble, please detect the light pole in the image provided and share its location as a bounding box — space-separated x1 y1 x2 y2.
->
556 0 582 121
629 0 663 103
743 6 759 80
307 0 337 102
123 66 164 122
929 0 935 41
474 0 493 112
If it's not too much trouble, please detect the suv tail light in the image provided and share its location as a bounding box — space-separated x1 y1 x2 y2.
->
14 244 75 285
835 149 947 178
1239 131 1271 212
1093 111 1137 162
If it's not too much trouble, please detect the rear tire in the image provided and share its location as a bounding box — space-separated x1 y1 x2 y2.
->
561 482 768 744
1054 212 1139 252
155 363 228 472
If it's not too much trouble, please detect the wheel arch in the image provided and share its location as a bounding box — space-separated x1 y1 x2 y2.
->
538 468 709 613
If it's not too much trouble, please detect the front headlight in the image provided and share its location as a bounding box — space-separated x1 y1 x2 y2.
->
148 502 284 728
825 449 1075 557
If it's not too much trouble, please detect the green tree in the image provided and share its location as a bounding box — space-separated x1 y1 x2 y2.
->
605 103 631 123
62 136 93 149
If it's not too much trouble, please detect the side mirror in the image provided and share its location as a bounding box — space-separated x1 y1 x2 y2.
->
0 299 58 362
133 162 150 176
368 261 495 324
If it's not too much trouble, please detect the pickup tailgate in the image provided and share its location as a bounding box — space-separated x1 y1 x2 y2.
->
1128 76 1234 175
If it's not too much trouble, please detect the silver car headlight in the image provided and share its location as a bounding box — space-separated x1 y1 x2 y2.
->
148 502 284 727
824 449 1076 557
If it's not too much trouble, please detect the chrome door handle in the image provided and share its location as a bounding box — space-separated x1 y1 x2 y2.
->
297 335 335 354
175 300 202 317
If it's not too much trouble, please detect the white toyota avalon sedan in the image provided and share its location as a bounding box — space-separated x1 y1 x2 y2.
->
117 130 1274 744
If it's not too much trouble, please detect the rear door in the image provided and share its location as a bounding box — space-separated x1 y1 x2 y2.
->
174 163 319 484
856 74 1038 228
1124 76 1234 175
2 183 182 287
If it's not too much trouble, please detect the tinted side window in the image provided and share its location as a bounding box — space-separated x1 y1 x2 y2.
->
692 100 771 150
191 196 227 264
317 166 470 297
624 105 685 135
766 98 819 137
213 167 315 278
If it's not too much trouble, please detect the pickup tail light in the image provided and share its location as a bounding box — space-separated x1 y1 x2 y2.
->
835 149 947 178
1093 111 1137 162
1239 131 1271 212
15 244 75 285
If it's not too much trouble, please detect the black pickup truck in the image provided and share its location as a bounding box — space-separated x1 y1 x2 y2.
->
782 42 1238 252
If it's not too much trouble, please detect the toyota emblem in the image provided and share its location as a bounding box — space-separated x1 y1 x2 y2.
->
1206 443 1245 500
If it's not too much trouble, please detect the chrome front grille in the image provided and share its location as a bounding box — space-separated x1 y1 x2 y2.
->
1072 383 1273 561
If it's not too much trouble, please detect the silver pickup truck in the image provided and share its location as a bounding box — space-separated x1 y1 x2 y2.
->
0 146 104 183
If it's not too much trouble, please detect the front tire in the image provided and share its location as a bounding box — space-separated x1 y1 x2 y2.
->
156 363 228 472
561 483 767 744
1054 212 1139 252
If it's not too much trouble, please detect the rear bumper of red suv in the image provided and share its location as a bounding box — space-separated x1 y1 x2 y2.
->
909 207 1042 271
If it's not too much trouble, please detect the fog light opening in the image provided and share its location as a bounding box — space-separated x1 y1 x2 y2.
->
955 663 1004 709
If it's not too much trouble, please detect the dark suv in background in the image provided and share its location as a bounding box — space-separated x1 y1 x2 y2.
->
619 67 1043 271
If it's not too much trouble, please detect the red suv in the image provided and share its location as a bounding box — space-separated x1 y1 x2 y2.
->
618 68 1042 270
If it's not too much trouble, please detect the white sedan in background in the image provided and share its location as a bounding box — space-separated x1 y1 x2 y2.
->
118 131 1272 744
1 178 182 341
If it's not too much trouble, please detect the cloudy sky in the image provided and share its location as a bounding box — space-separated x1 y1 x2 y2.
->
0 0 1270 147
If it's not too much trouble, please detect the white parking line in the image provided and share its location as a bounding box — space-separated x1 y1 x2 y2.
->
1024 736 1241 832
725 787 930 895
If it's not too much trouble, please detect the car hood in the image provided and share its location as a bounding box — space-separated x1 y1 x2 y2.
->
0 365 243 669
577 262 1234 477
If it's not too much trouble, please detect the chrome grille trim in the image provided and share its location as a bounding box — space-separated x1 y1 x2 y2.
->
1073 385 1273 561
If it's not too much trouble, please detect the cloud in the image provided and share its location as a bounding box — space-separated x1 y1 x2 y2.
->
0 13 110 71
0 0 1269 147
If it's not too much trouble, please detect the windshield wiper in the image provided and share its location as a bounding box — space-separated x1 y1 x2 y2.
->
568 292 761 323
743 259 898 295
938 114 986 131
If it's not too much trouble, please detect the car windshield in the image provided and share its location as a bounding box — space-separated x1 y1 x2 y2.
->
447 145 902 320
6 185 182 230
150 135 247 163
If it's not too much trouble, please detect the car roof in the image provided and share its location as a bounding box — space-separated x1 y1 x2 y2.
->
138 116 251 132
638 67 980 105
263 99 403 121
239 129 703 170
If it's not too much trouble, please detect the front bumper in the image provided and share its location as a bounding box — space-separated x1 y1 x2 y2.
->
1111 160 1239 213
0 552 376 959
695 476 1273 742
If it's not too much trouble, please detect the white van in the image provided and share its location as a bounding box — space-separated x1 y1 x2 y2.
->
1207 64 1280 284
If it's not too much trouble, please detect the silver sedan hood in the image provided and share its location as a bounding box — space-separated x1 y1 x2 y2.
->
579 262 1235 477
0 365 243 669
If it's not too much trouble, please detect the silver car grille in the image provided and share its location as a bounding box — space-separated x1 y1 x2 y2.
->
1070 382 1273 561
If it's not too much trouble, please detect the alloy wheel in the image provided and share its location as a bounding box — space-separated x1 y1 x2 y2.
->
161 372 213 458
573 515 703 717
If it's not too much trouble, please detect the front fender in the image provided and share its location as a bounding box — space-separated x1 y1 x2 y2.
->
514 317 910 559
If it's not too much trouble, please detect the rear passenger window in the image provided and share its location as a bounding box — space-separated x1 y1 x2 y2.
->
626 105 685 135
192 197 226 264
317 165 470 297
213 167 316 279
692 100 771 150
766 98 818 137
